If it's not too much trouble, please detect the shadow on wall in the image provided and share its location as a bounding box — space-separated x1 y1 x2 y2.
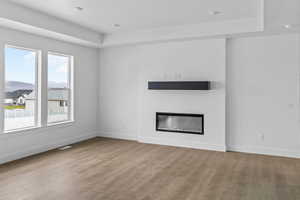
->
210 81 225 90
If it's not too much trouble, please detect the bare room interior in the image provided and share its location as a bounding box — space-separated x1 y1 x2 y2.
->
0 0 300 199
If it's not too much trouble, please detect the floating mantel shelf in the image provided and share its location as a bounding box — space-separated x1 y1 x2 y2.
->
148 81 210 90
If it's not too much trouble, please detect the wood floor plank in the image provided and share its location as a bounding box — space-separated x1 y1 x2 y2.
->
0 138 300 200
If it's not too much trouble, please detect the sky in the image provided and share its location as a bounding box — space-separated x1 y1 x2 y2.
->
5 47 69 85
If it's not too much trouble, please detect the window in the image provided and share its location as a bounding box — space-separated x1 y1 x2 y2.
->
59 100 67 107
1 45 74 133
3 46 40 132
47 53 73 124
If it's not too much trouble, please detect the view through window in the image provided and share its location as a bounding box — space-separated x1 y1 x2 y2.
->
48 53 71 124
4 46 38 131
2 46 73 133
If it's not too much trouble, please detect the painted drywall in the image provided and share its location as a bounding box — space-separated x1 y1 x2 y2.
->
99 39 226 151
0 27 99 164
227 34 300 158
98 33 300 158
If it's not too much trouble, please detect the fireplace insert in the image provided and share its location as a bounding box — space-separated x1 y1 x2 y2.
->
156 112 204 135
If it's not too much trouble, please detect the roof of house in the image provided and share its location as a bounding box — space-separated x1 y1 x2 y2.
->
26 88 68 101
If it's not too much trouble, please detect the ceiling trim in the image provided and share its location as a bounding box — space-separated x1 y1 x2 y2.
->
0 1 103 48
0 17 103 48
100 0 265 48
101 17 264 48
0 0 266 48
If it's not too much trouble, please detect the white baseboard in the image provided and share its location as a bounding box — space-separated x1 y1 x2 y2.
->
228 145 300 159
98 132 225 152
0 131 97 164
96 132 300 158
98 132 138 141
139 136 226 152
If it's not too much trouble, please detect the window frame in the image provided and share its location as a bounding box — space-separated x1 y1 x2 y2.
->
2 45 42 133
0 45 74 134
47 51 74 126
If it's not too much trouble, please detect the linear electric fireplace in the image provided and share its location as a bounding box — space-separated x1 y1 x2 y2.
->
156 112 204 135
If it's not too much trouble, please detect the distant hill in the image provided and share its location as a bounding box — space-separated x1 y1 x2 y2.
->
5 81 34 92
6 89 33 99
5 81 67 92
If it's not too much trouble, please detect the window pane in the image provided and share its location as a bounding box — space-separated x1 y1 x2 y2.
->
48 54 70 123
4 47 37 131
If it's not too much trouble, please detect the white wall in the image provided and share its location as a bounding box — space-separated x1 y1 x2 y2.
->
99 39 226 151
99 33 300 158
98 45 140 140
227 34 300 158
0 27 99 164
1 27 298 163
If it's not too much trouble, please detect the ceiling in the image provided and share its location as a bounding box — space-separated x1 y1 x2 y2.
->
7 0 258 33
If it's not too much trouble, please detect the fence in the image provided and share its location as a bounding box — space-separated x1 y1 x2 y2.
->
5 109 33 118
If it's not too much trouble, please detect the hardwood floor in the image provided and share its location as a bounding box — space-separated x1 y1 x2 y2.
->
0 138 300 200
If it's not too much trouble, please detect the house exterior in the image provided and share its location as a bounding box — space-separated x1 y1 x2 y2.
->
4 98 14 104
5 90 32 105
26 88 68 116
17 96 26 105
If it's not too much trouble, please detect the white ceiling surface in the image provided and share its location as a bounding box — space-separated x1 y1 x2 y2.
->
8 0 259 34
2 0 299 47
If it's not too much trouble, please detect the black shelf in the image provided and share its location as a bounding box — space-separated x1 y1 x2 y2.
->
148 81 210 90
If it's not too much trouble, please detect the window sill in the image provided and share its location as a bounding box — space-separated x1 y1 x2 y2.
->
46 120 74 128
4 126 42 135
2 121 75 135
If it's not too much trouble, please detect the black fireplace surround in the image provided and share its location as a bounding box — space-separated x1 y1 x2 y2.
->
156 112 204 135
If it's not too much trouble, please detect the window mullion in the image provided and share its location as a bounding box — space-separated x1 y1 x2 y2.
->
68 57 73 121
0 43 5 133
40 51 48 127
35 50 41 127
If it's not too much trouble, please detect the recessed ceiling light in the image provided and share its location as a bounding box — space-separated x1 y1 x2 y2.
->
113 24 121 27
284 24 292 29
75 6 83 11
209 10 221 15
